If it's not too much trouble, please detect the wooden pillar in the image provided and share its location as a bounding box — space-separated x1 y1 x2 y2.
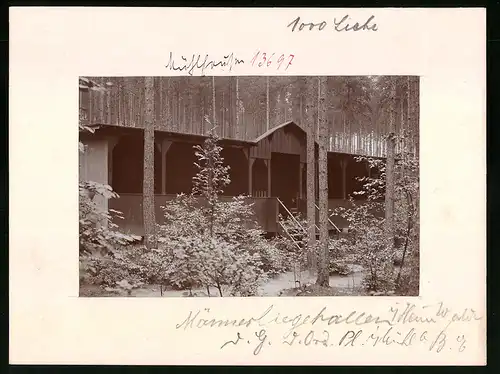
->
161 139 172 194
265 159 272 197
341 158 347 200
299 162 304 199
107 137 119 188
82 138 111 226
248 157 255 196
315 160 319 200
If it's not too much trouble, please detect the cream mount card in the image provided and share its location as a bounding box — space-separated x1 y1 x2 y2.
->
9 7 486 365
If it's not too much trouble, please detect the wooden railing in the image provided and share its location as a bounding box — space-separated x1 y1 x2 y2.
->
314 202 341 233
109 193 279 235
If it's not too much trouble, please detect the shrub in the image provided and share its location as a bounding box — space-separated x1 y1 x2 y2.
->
330 144 419 294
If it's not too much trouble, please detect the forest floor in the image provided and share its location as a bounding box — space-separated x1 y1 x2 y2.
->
80 266 367 297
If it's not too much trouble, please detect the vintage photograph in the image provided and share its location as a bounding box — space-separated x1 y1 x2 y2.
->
79 76 420 297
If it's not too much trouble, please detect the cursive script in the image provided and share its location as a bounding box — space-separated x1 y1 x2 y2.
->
175 304 397 337
165 52 244 76
287 15 378 32
176 302 482 356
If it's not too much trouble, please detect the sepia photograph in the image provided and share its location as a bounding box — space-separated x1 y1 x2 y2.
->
79 75 420 298
10 6 486 365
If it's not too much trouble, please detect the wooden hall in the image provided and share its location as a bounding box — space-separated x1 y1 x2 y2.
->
79 77 385 236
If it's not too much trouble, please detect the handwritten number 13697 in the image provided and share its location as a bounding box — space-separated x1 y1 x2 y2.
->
250 51 294 70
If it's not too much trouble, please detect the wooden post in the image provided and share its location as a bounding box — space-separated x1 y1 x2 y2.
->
161 139 172 194
248 157 255 196
107 137 119 188
299 162 304 199
315 160 319 200
341 158 347 200
265 159 272 197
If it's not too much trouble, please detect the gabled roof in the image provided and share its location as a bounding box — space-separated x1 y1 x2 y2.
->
253 121 305 143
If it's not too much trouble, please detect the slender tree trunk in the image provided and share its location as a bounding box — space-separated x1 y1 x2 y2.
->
275 91 281 126
396 192 414 288
177 82 181 131
407 76 411 157
199 85 204 132
235 77 240 138
212 76 216 128
143 77 157 248
400 90 404 155
306 77 317 270
165 78 170 129
316 76 329 286
222 91 225 137
292 80 301 125
189 87 194 133
385 79 396 251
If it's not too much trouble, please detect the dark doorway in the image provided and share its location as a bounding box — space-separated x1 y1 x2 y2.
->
252 158 268 197
271 152 300 211
112 135 161 194
328 155 343 199
220 147 248 196
165 142 198 195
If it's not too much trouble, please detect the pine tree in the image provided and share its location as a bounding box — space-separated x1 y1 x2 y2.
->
143 76 157 248
316 76 329 286
385 78 396 251
192 122 231 237
158 119 271 296
305 77 317 270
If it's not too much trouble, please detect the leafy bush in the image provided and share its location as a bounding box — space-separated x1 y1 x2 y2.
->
328 237 357 276
79 181 141 256
331 141 419 294
153 124 285 296
79 104 142 294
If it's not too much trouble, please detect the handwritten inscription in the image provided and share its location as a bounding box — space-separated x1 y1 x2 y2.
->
176 302 482 356
219 326 470 355
250 51 295 71
287 15 378 33
165 52 244 76
220 325 471 356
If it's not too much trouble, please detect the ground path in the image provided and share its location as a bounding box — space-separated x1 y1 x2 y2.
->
130 266 365 297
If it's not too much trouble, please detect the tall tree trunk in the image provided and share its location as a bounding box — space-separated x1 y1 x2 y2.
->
385 79 396 251
292 83 297 122
165 78 170 129
212 76 216 128
316 76 329 287
221 90 225 137
306 77 317 270
407 76 411 158
275 91 281 126
235 77 240 138
228 78 233 138
143 77 157 248
177 81 181 131
199 84 204 133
